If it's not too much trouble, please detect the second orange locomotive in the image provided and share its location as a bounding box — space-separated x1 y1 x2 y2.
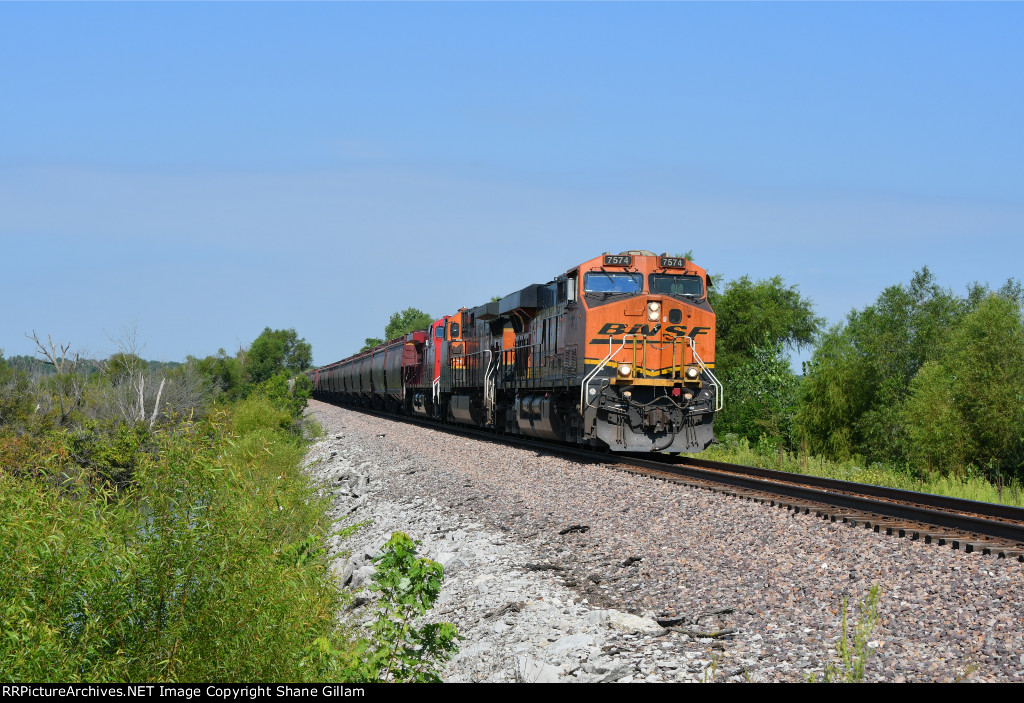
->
310 250 722 453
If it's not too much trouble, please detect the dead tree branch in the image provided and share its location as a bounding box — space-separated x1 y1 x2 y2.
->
26 331 78 375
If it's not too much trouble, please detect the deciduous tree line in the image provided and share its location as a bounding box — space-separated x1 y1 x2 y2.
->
712 267 1024 481
0 326 313 486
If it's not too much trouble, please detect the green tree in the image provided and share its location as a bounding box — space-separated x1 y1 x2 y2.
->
901 293 1024 477
189 348 247 401
246 328 313 386
255 371 313 423
899 361 971 475
384 308 435 341
793 321 865 458
797 268 965 462
706 274 819 450
717 337 799 446
709 275 822 375
360 308 435 353
104 352 147 385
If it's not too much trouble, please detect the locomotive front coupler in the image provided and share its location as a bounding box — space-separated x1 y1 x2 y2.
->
609 384 688 411
598 385 686 430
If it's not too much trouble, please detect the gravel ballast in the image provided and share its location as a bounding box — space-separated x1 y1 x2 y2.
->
305 400 1024 683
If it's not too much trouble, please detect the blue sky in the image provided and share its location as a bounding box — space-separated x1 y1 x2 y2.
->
2 3 1022 366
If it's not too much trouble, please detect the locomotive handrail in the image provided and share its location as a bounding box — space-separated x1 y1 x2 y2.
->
481 349 495 425
687 337 723 412
581 334 637 411
500 341 544 384
451 347 492 385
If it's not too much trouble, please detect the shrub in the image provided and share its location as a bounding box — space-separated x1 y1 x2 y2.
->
66 421 152 488
0 354 34 430
901 294 1024 479
0 403 349 682
231 394 293 435
254 371 312 421
339 532 460 682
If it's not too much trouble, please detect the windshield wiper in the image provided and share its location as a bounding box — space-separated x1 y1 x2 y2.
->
587 291 634 299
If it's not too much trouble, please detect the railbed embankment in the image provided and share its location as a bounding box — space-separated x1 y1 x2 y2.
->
309 399 1024 683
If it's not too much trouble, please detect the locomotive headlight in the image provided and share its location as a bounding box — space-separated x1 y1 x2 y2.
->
648 310 660 321
617 364 632 377
649 301 660 312
686 367 699 379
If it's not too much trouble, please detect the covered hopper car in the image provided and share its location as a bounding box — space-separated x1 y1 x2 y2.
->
309 251 722 453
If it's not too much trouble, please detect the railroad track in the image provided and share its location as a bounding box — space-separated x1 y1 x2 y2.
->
320 401 1024 562
616 455 1024 561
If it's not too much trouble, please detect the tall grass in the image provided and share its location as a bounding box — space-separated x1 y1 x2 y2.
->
0 396 353 682
704 435 1024 508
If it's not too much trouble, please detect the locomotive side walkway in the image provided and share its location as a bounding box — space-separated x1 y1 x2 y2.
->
305 400 1024 683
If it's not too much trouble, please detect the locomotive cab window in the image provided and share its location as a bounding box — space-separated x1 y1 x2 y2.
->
648 274 704 298
583 272 643 294
435 325 444 339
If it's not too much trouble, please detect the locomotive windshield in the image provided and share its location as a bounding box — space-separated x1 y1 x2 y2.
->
649 274 704 297
584 272 643 294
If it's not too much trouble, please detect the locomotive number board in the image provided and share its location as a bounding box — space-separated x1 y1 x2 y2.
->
603 255 632 266
660 257 687 268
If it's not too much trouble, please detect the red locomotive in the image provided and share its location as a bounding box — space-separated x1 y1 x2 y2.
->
309 251 721 453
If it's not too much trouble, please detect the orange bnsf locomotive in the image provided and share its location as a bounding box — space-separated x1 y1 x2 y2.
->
309 251 722 453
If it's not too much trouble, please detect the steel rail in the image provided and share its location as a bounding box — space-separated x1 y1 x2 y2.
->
674 455 1024 524
316 400 1024 550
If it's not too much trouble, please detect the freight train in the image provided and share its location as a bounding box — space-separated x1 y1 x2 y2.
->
308 251 722 453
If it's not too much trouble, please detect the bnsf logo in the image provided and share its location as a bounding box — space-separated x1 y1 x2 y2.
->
596 323 710 337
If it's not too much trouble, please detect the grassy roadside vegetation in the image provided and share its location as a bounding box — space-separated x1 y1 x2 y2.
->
0 396 345 681
0 328 457 682
702 435 1024 508
705 265 1024 508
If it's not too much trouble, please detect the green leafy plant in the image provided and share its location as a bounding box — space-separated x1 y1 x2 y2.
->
254 370 312 422
345 532 460 682
0 400 351 682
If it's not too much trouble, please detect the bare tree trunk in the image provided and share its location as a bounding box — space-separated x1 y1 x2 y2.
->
150 377 166 429
137 373 146 422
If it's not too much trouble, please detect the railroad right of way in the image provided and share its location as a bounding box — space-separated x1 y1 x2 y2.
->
310 400 1024 683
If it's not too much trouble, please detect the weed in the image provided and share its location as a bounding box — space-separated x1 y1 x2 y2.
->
953 661 980 682
701 653 721 683
809 584 882 683
340 532 461 682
